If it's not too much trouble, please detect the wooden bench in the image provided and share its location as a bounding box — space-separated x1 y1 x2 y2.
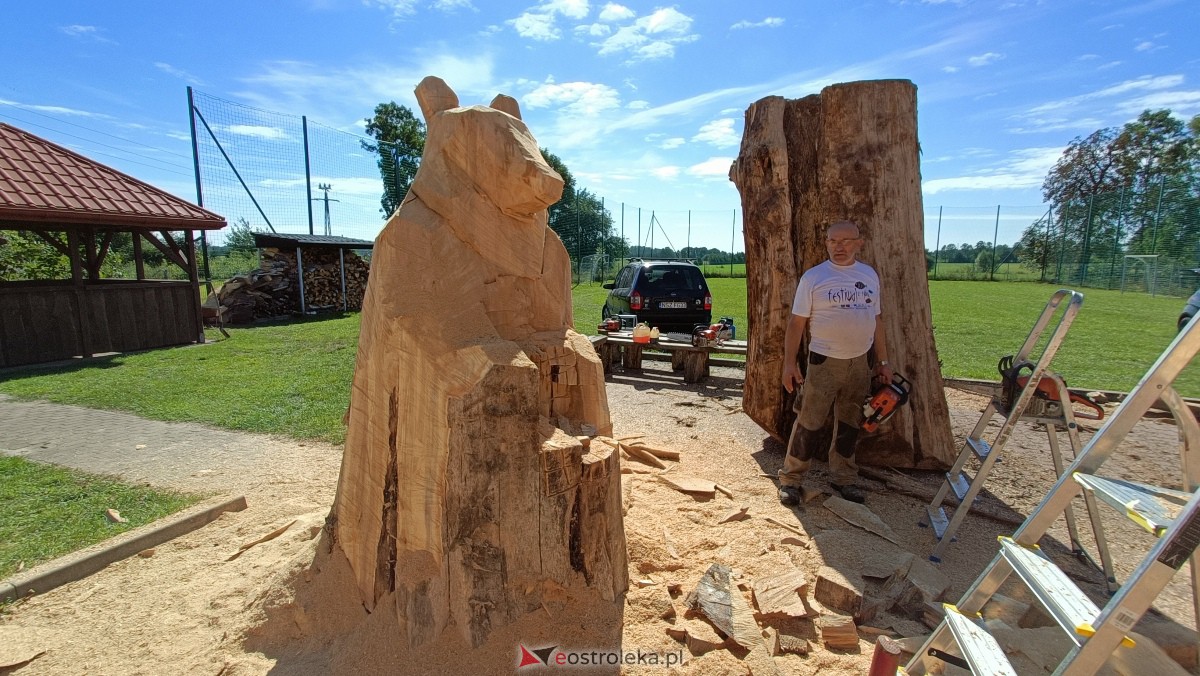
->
589 332 747 383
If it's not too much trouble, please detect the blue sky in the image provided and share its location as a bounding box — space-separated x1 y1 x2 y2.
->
2 0 1198 251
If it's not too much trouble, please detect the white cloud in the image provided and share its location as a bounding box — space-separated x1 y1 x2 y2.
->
509 0 592 41
544 0 589 20
523 80 621 116
687 157 735 178
923 147 1061 195
627 99 649 110
510 11 561 40
968 52 1003 67
731 17 784 30
692 118 738 148
1135 41 1158 52
366 0 418 19
942 65 959 73
60 25 115 44
227 124 290 140
652 165 680 179
593 7 698 63
155 62 205 86
432 0 476 10
235 55 498 126
659 137 684 149
576 22 610 37
1027 75 1185 114
598 2 634 21
0 98 109 119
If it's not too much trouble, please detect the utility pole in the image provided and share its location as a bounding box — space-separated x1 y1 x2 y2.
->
311 183 339 236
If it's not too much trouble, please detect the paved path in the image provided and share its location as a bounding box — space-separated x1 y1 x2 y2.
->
0 394 325 493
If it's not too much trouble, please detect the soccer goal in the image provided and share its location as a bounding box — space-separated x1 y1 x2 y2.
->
577 253 610 284
1119 254 1158 296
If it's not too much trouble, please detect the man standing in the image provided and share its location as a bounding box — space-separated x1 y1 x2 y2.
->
779 220 893 505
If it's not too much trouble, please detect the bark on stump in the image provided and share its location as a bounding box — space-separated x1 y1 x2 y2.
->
730 79 954 468
328 76 627 651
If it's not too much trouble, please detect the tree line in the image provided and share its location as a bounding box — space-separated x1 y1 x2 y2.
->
1018 109 1199 286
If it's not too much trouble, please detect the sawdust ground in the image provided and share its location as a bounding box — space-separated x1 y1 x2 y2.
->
1 359 1197 675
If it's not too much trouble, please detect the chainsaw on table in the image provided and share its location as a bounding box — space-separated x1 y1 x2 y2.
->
862 372 912 433
691 317 736 347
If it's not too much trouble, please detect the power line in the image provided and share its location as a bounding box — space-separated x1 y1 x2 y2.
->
0 110 194 179
0 101 193 160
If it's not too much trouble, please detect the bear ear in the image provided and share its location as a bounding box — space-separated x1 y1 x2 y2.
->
415 76 459 123
489 94 521 120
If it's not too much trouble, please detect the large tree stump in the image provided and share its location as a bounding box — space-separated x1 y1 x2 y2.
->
328 76 627 651
730 80 955 468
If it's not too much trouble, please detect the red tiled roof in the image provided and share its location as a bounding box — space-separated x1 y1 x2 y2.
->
0 122 226 231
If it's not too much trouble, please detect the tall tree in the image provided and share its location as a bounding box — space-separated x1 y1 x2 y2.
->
361 102 425 218
1021 109 1200 284
541 149 616 263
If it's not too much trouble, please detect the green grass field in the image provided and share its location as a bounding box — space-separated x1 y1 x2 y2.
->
1 278 1195 581
0 456 200 580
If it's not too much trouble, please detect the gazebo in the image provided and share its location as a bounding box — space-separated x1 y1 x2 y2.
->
0 122 227 368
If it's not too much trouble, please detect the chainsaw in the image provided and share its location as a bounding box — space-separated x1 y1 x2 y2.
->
862 372 912 433
997 355 1104 421
691 317 736 348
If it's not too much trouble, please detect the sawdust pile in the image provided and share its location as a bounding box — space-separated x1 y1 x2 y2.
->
1 361 1196 674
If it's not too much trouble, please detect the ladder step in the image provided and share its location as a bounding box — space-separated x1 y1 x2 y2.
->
925 505 948 541
1074 473 1190 537
942 604 1018 676
966 436 992 460
997 537 1135 648
947 471 973 501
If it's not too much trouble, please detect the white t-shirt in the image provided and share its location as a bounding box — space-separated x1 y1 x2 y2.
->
791 259 881 359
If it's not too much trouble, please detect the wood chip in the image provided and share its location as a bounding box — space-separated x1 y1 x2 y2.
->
658 474 718 496
823 496 902 544
763 516 809 546
104 508 127 523
621 442 667 469
626 442 682 461
718 506 750 523
227 519 296 561
751 569 809 617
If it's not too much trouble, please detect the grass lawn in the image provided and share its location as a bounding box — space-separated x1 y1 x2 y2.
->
1 281 1196 450
0 456 200 581
0 279 1194 581
930 281 1199 396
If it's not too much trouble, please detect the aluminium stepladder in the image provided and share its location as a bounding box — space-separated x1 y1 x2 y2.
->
922 290 1108 576
905 313 1200 675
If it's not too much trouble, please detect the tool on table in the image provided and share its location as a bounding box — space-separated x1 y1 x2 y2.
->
691 316 735 347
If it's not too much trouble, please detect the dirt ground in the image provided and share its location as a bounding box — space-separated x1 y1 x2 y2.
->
1 357 1197 675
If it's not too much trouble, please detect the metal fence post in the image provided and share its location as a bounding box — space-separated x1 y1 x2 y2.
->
990 205 1000 281
933 206 942 279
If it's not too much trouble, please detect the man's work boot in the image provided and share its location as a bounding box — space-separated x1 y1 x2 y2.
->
831 482 866 504
778 485 802 506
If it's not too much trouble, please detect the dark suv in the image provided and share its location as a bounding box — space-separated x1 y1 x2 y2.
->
602 259 712 332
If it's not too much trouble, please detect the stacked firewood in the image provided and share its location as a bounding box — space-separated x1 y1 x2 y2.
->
285 248 370 310
216 247 370 323
215 268 294 324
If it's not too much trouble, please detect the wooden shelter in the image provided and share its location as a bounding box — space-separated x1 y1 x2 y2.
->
0 122 227 368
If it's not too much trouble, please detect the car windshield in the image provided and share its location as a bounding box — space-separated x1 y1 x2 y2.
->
642 266 704 291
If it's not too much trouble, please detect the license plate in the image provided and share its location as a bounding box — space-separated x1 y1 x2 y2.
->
660 301 687 309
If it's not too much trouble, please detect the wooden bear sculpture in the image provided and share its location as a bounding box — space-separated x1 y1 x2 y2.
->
328 76 626 650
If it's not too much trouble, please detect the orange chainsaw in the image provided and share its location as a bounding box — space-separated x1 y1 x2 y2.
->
862 373 912 433
998 355 1105 421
